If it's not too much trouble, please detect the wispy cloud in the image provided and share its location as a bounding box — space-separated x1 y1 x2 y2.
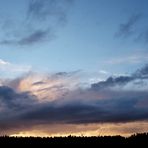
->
6 71 80 102
0 59 31 78
115 14 142 38
104 53 148 65
0 59 10 65
136 29 148 43
99 70 109 75
0 0 74 46
115 13 148 44
27 0 73 22
0 29 53 46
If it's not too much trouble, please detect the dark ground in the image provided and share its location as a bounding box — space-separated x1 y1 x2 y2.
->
0 133 148 145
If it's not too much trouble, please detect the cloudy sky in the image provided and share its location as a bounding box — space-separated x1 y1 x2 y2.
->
0 0 148 137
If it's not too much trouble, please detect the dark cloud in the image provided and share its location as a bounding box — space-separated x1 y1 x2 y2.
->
0 0 74 46
116 14 142 38
54 70 81 77
55 72 70 76
91 64 148 90
32 81 45 86
1 65 148 134
133 64 148 78
21 95 147 124
0 86 16 108
0 86 36 119
91 76 133 90
1 89 148 132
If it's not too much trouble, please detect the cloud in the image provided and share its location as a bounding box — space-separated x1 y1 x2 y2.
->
18 29 50 45
0 59 31 78
1 65 148 135
99 70 109 75
104 53 148 65
91 64 148 90
134 64 148 78
116 14 142 38
115 13 148 44
91 76 133 90
0 86 36 119
5 71 80 102
19 90 148 125
27 0 73 22
0 29 52 46
0 59 10 65
0 0 74 46
0 85 148 134
136 29 148 43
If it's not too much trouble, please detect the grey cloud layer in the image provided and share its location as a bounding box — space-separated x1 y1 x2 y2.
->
21 92 148 124
0 86 148 132
1 65 148 133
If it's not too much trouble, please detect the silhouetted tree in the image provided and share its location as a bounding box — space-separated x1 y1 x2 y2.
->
0 133 148 145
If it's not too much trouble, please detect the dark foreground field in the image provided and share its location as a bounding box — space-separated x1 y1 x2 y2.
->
0 133 148 145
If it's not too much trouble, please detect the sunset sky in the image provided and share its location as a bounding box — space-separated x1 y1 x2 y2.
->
0 0 148 137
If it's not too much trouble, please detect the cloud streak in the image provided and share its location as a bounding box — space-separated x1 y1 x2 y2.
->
137 29 148 44
0 29 51 46
0 0 74 46
116 14 142 38
104 53 148 65
0 59 31 78
116 13 148 44
27 0 73 22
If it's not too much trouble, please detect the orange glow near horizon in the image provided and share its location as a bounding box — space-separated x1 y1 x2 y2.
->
9 121 148 137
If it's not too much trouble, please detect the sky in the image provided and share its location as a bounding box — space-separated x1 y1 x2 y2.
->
0 0 148 137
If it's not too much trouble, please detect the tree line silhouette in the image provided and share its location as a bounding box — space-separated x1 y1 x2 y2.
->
0 133 148 145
